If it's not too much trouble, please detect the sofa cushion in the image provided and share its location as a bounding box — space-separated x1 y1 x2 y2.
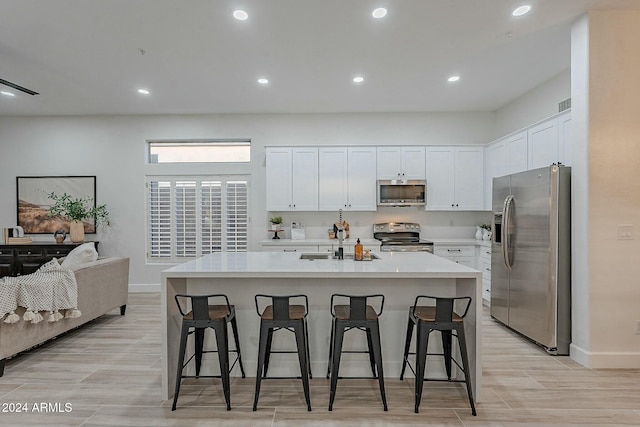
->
61 242 98 269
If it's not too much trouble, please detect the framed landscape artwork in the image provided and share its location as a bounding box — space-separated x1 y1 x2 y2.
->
16 176 97 234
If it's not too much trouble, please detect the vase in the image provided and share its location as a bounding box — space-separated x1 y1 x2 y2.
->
482 229 491 241
69 220 85 243
475 226 482 240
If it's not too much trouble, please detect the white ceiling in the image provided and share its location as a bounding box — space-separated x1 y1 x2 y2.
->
1 0 639 116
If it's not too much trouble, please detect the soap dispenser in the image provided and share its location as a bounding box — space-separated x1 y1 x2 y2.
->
354 238 363 261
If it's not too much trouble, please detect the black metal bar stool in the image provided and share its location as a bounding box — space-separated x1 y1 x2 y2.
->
399 295 476 415
171 294 245 411
253 294 312 411
327 293 387 411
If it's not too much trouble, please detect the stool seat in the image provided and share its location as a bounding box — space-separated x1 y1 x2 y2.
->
183 305 233 321
261 304 306 320
411 306 463 323
333 305 378 321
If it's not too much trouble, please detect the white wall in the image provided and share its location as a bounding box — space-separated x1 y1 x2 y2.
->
493 69 571 139
0 112 493 286
574 10 640 368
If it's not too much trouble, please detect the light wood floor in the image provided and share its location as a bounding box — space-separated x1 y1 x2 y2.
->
1 293 639 426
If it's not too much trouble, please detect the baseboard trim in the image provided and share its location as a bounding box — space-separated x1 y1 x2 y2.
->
570 343 640 368
129 283 160 293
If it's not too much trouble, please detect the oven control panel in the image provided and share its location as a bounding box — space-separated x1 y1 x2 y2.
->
373 222 421 233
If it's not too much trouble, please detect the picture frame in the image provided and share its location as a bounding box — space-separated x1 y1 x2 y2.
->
16 176 97 234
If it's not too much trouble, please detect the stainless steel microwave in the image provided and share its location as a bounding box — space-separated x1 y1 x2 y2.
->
377 180 426 207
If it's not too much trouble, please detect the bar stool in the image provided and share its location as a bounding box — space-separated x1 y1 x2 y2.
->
327 293 387 411
253 294 312 411
399 295 476 415
171 294 245 411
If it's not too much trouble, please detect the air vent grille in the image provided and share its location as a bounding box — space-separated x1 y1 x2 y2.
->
558 98 571 112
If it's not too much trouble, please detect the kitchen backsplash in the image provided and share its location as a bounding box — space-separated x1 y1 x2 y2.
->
265 209 492 240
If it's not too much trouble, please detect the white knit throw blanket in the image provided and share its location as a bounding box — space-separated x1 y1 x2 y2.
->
0 258 81 324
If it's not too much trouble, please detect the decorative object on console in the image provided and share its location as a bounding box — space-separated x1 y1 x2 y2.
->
47 192 109 243
54 229 66 243
16 176 102 236
475 226 483 240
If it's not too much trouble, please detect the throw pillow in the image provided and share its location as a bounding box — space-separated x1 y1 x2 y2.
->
61 242 98 269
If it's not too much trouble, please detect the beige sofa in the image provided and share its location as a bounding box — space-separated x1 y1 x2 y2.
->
0 257 129 376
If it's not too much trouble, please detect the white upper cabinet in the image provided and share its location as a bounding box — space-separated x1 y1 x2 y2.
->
557 111 572 166
506 131 528 174
376 146 426 180
528 119 559 170
266 147 318 211
426 146 483 210
484 111 572 210
318 147 376 211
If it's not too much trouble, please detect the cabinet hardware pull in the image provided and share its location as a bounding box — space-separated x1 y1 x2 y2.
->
447 249 461 252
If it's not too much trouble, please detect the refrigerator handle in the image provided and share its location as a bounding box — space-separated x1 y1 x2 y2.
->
502 195 514 271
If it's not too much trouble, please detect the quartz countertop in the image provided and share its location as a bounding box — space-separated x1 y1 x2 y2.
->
259 238 380 246
162 251 480 279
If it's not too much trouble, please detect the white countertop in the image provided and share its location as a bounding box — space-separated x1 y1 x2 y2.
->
260 238 380 246
162 251 480 279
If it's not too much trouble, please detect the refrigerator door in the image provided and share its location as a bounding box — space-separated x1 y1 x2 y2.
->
490 175 511 325
507 167 557 349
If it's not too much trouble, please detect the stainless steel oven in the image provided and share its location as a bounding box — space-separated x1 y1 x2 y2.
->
373 222 433 253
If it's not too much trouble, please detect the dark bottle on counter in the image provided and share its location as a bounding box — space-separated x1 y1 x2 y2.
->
354 238 363 261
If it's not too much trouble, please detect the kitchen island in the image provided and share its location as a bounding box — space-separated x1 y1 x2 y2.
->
161 251 482 401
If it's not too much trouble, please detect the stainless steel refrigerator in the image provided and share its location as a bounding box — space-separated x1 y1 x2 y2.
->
491 165 571 355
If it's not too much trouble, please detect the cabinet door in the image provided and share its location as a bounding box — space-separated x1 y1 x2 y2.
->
376 147 402 180
266 147 293 211
318 147 348 211
558 112 572 166
528 118 559 170
454 147 484 210
347 147 377 211
402 146 426 179
425 147 455 210
291 147 318 210
506 131 528 174
485 141 508 210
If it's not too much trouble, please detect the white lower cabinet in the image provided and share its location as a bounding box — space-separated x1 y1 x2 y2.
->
477 245 492 304
433 244 476 268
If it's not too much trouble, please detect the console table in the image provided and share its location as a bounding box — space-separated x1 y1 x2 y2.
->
0 242 99 277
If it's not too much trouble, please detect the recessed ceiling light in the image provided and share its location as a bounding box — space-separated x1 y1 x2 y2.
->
353 76 364 83
257 78 269 84
233 10 248 21
137 89 150 95
512 5 531 17
1 91 16 97
372 7 388 19
448 76 460 82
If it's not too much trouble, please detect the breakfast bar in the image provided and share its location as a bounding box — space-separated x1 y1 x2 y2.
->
161 251 482 401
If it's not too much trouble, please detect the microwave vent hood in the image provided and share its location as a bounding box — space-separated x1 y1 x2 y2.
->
377 179 426 207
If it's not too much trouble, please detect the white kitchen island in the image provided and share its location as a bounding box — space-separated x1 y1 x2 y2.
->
161 251 482 401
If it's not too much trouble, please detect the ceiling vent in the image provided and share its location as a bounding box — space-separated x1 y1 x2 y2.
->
0 78 39 95
558 98 571 112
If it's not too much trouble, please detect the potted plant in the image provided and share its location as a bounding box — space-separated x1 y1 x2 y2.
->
480 223 492 241
269 216 283 230
47 192 110 243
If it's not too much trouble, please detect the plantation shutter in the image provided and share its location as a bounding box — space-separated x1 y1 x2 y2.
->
146 176 249 262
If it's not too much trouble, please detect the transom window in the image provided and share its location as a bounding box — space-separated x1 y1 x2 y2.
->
146 176 248 263
148 140 251 164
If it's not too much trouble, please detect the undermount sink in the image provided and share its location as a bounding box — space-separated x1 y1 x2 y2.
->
299 253 380 260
